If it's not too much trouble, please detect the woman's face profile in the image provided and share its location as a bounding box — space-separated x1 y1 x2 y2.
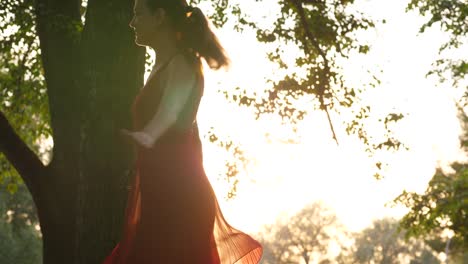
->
129 0 164 46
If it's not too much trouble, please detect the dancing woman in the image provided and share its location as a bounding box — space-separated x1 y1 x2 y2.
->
102 0 263 263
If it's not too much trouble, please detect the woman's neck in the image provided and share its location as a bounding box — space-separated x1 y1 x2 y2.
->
151 32 180 72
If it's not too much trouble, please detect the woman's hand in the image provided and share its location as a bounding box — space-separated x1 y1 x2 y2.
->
120 129 155 149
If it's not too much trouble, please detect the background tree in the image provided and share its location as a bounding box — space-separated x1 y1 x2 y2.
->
345 218 439 264
394 1 467 263
395 163 467 261
259 202 343 264
394 114 468 263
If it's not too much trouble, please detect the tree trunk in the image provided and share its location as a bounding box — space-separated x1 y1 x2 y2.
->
0 0 145 263
72 0 145 262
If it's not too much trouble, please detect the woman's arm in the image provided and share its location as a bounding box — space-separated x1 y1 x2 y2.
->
124 55 197 148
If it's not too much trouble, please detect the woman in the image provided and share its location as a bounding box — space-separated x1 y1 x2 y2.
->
102 0 262 263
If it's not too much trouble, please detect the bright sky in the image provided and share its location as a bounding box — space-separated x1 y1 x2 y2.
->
181 0 466 234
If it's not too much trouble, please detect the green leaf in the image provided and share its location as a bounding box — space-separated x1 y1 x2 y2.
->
7 183 17 195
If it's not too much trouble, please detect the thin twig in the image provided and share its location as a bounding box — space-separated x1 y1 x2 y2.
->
289 0 339 144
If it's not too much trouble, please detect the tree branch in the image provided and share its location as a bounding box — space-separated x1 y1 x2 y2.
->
289 0 339 145
0 111 46 197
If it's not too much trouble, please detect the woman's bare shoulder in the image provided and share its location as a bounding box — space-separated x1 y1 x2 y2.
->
168 52 199 75
164 53 199 85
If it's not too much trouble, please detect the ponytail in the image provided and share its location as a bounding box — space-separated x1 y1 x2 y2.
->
145 0 230 70
181 7 230 70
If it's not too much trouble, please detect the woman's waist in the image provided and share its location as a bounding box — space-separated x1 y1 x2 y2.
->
138 131 200 151
132 118 199 132
135 135 203 164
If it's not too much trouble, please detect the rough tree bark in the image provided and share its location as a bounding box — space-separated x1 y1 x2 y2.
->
1 0 145 263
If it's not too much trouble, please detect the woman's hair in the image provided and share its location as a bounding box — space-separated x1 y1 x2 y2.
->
145 0 230 70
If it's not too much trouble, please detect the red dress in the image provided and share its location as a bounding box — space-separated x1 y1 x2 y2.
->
103 54 262 263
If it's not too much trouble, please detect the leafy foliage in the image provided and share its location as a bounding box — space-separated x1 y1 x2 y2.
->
188 0 230 28
0 184 42 264
0 0 51 191
213 1 406 179
205 127 256 199
407 0 467 94
227 0 376 139
394 164 468 257
392 1 468 261
407 0 467 48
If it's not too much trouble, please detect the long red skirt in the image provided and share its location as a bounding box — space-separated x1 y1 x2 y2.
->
102 131 262 263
